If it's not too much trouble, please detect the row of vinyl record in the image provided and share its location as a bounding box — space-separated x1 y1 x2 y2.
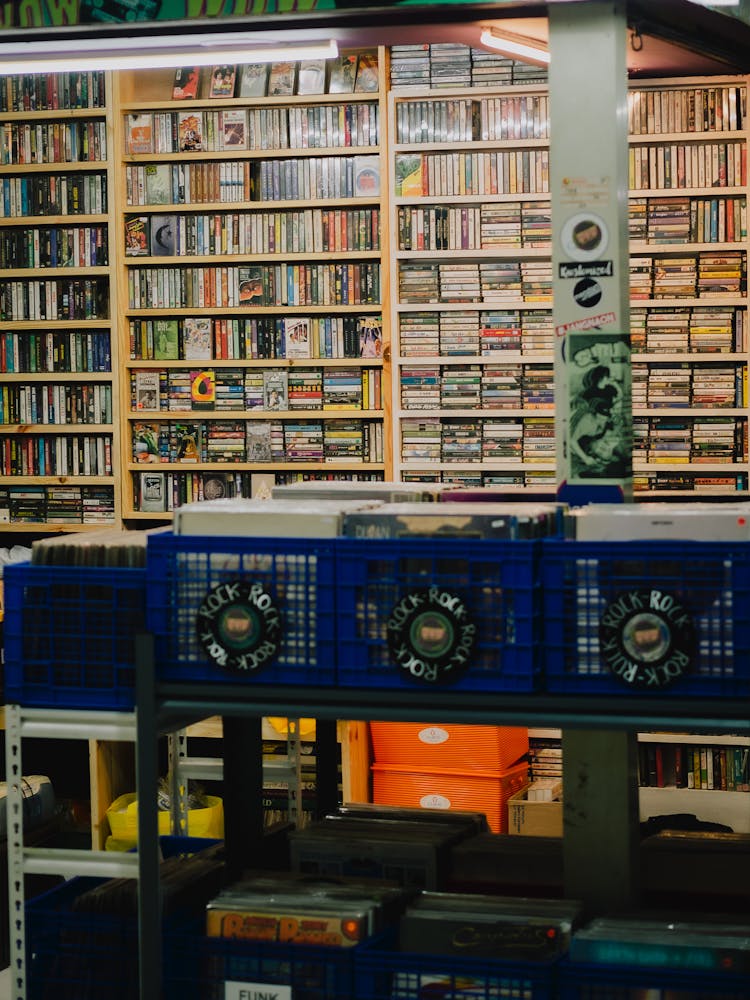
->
400 364 553 411
394 94 550 144
0 381 112 426
630 305 746 353
632 414 747 462
399 261 551 305
628 139 745 192
128 102 379 158
631 251 745 298
128 314 381 363
125 153 380 207
0 277 108 321
400 417 554 463
133 469 385 512
0 69 105 113
132 418 384 466
129 466 745 512
131 366 383 414
629 194 746 244
0 172 108 218
395 148 550 198
389 42 547 88
631 362 746 409
397 203 550 252
629 82 746 135
127 262 381 310
0 119 106 166
166 52 379 103
399 309 553 357
0 433 112 476
124 206 380 258
638 741 750 791
0 483 114 523
0 224 108 269
0 329 112 374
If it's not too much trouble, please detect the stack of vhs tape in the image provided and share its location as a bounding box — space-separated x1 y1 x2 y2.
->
288 806 482 889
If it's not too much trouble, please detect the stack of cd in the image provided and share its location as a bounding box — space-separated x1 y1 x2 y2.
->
389 44 431 88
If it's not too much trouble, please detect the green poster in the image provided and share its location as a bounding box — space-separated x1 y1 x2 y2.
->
4 0 508 29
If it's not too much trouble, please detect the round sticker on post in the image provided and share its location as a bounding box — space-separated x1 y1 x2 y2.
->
386 587 477 686
196 579 282 675
561 212 609 262
598 589 695 690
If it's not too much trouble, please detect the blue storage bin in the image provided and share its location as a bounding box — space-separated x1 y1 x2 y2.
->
354 929 557 1000
146 532 337 686
165 921 363 1000
25 837 220 1000
558 959 750 998
541 539 750 697
3 561 146 709
336 537 540 691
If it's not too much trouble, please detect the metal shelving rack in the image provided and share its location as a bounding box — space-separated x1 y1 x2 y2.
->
4 701 304 1000
131 634 750 1000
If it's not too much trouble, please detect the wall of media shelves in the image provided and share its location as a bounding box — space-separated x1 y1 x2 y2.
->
0 69 119 529
118 53 388 518
389 72 749 496
0 57 748 526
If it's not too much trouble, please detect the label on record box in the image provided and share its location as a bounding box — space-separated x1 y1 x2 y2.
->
387 587 477 686
196 580 282 675
598 588 696 690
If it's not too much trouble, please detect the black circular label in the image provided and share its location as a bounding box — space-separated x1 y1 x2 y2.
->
386 587 477 686
196 580 282 675
573 276 603 309
599 589 695 690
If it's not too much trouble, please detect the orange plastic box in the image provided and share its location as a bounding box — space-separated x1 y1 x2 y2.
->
369 722 528 772
371 760 529 834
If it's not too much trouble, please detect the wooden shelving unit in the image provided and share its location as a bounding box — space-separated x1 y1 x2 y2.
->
0 71 121 528
113 53 391 521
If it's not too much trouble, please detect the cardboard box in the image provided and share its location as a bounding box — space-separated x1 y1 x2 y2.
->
508 788 563 837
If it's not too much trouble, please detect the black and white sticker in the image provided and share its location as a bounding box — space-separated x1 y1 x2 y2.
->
573 276 603 309
387 587 477 685
599 589 695 690
196 579 282 675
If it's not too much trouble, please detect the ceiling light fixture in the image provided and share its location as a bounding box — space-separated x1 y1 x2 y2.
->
0 34 339 76
480 27 550 66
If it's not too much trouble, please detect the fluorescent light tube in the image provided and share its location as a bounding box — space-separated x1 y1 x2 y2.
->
0 34 338 75
480 28 550 66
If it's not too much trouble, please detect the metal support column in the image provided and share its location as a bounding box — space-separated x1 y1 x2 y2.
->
136 633 162 1000
549 1 641 912
550 0 632 504
562 729 640 912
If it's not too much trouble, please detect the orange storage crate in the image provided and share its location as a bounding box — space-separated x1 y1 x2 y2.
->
369 722 528 772
371 760 529 834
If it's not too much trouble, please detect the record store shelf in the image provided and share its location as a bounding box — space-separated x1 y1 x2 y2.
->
130 631 750 1000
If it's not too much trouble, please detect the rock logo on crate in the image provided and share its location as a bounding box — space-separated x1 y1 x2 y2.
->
196 579 282 674
599 587 696 690
387 586 477 685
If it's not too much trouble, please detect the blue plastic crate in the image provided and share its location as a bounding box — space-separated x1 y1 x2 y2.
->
164 919 365 1000
3 561 147 709
558 959 750 998
541 539 750 697
146 532 337 686
354 929 557 1000
336 537 540 692
25 836 220 1000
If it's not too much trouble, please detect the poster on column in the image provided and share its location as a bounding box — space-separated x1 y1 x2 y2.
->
564 330 631 483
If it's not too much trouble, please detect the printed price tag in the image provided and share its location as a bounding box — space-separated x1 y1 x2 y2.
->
225 982 292 1000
